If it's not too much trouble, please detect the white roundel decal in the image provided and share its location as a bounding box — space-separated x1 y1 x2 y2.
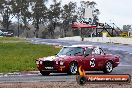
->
90 58 95 67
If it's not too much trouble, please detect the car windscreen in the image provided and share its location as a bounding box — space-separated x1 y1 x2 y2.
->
57 47 84 56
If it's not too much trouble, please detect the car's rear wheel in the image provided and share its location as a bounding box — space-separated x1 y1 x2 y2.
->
68 62 78 75
103 61 113 73
40 71 50 76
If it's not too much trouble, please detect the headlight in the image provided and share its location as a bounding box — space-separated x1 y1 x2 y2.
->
60 61 64 65
39 61 43 64
36 61 39 64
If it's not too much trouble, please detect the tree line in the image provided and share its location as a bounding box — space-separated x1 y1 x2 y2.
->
0 0 99 38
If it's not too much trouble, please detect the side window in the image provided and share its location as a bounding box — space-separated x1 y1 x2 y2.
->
99 48 105 55
93 47 105 55
93 47 100 55
85 48 93 55
75 47 84 55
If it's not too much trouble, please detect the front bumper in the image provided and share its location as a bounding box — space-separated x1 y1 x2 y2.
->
37 64 67 72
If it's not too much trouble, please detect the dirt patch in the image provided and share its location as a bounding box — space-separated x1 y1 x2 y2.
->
0 81 131 88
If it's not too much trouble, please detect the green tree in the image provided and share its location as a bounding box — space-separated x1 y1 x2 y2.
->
11 0 31 37
76 1 100 38
0 0 5 27
0 0 13 31
61 2 77 37
77 1 99 24
31 0 48 38
47 0 62 38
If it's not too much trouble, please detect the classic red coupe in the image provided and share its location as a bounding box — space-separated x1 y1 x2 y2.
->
36 45 120 75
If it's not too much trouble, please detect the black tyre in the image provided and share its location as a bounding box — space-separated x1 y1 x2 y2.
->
68 62 78 75
103 61 113 73
40 71 50 76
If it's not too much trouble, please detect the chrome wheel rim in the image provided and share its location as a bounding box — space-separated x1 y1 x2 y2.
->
70 63 77 74
106 62 113 72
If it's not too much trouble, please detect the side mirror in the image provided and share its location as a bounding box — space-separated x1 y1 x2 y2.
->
84 54 89 57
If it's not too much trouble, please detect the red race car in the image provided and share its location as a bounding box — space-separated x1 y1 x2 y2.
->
36 45 120 75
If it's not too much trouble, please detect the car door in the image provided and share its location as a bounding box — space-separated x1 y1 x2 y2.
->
92 47 106 70
83 48 93 70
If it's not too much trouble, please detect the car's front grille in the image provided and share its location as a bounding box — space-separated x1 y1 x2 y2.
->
43 61 54 67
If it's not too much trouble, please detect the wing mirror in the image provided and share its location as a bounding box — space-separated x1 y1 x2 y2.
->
84 53 89 57
84 51 90 57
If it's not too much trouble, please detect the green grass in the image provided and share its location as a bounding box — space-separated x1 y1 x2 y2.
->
0 42 60 73
0 37 28 43
0 37 24 41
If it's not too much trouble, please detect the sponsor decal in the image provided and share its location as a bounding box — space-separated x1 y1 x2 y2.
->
76 66 131 85
45 67 54 69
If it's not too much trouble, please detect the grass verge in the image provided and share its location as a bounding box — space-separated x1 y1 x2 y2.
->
0 41 60 73
0 37 24 41
0 37 28 43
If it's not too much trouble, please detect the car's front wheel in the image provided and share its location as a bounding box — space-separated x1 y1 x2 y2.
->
40 71 50 76
68 62 78 75
103 61 113 73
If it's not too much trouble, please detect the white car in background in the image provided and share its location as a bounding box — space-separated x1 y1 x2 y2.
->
0 30 13 37
0 30 5 36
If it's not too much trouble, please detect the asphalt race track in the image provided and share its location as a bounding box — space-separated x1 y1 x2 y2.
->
0 65 132 83
0 38 132 83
